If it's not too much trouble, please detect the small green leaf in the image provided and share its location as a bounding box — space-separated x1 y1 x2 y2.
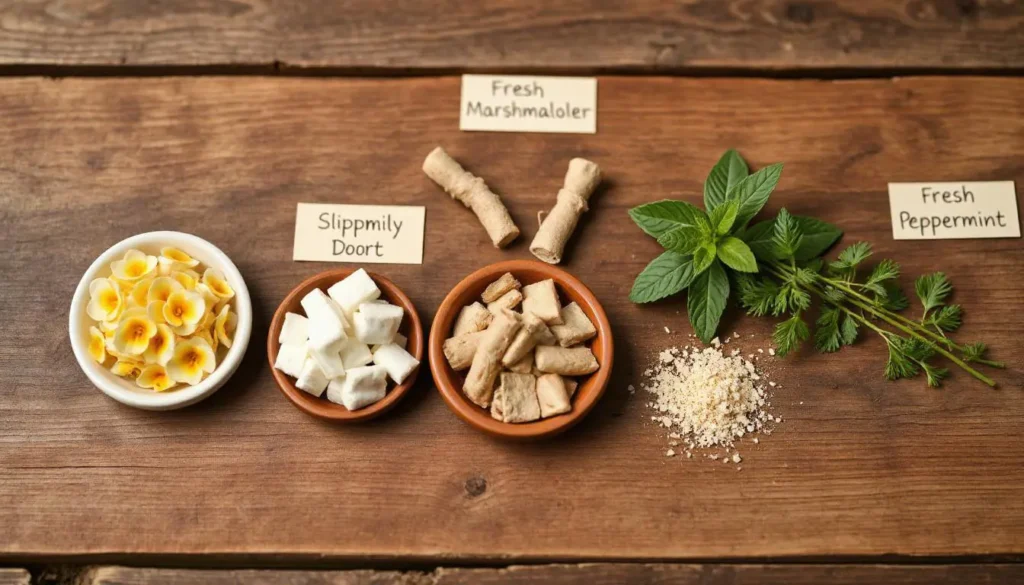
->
830 242 872 274
716 236 758 273
792 217 843 262
962 342 988 362
629 251 698 304
687 260 729 344
709 200 740 236
657 224 708 255
814 306 842 353
704 150 749 212
739 219 776 261
628 200 709 239
727 163 783 228
867 259 901 286
737 274 779 317
925 304 962 332
691 241 718 276
772 313 809 357
839 312 859 345
879 283 909 311
915 272 952 313
771 208 803 260
923 364 949 388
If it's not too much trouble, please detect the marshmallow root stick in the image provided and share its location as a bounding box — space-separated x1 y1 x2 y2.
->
530 158 602 264
463 309 521 408
423 147 520 248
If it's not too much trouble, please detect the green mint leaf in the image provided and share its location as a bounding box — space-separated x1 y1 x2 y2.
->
771 208 803 260
867 259 901 286
839 312 859 345
687 260 729 344
727 163 783 228
629 200 709 240
629 251 697 304
704 150 749 212
914 272 952 313
709 200 740 236
792 216 843 262
925 304 962 332
716 236 758 273
814 306 842 353
690 241 718 276
772 313 809 357
738 219 776 261
657 225 707 255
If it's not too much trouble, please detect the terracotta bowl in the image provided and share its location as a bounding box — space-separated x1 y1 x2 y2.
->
268 268 423 422
429 260 613 440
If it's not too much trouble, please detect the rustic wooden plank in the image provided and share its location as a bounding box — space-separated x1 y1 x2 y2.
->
0 76 1021 562
0 569 28 585
0 1 1019 70
82 564 1024 585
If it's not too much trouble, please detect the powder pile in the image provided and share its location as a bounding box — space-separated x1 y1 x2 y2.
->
643 339 775 463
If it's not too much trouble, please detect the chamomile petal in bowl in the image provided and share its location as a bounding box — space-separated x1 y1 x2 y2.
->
69 231 252 410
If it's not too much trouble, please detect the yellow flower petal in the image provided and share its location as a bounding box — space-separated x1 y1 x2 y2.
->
147 300 167 324
167 337 216 385
143 324 176 366
195 327 218 354
111 250 158 282
111 358 145 378
202 268 235 301
147 276 184 304
87 278 123 321
130 278 154 307
88 326 107 363
163 290 205 328
169 270 197 290
215 305 237 349
160 246 200 268
137 364 177 392
112 307 158 356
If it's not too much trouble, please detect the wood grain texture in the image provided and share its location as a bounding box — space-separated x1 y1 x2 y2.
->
0 569 28 585
0 76 1021 562
0 1 1019 70
82 564 1024 585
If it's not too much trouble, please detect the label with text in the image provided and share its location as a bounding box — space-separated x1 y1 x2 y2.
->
460 74 597 134
293 203 425 264
887 181 1020 240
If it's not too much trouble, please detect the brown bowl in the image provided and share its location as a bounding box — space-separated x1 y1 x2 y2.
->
429 260 613 440
268 268 423 422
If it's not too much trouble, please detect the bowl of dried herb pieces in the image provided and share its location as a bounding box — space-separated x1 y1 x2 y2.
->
429 260 613 440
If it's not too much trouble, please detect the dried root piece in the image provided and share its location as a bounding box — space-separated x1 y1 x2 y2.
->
464 309 521 408
490 372 540 423
530 158 602 264
506 349 534 374
487 289 523 314
481 272 521 303
443 330 486 371
565 378 579 398
453 302 492 336
535 345 599 376
536 373 572 418
521 279 562 324
550 302 597 347
502 312 556 366
422 147 520 248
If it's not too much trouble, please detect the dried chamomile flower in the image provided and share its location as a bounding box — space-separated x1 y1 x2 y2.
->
88 326 107 363
167 337 216 385
144 323 176 366
159 247 200 271
163 290 206 336
215 305 237 349
137 364 176 392
111 357 144 378
147 276 184 304
113 307 158 356
130 277 154 308
202 268 235 302
87 278 123 322
111 249 157 283
169 270 197 290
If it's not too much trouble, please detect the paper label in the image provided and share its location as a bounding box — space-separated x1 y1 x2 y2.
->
293 203 425 264
460 74 597 134
887 181 1020 240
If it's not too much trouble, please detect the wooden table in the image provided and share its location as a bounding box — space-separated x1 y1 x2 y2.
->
0 2 1022 584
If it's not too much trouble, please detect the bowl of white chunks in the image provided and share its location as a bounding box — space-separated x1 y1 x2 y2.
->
268 268 423 422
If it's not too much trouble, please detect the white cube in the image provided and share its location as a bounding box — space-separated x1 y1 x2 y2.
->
326 364 387 410
296 358 329 397
373 343 420 384
327 268 382 316
339 338 374 369
273 343 307 379
307 338 346 379
278 312 309 346
372 332 407 355
353 302 404 345
300 289 349 347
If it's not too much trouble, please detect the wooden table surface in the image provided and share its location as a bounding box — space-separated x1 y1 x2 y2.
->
0 2 1022 583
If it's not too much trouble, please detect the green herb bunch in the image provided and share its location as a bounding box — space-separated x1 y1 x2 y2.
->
628 150 1003 387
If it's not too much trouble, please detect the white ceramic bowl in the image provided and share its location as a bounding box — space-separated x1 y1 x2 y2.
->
69 231 252 410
